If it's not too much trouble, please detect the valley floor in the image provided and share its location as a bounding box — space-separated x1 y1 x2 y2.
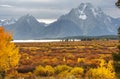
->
6 40 118 79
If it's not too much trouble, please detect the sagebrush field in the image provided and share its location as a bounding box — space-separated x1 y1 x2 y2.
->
9 40 118 79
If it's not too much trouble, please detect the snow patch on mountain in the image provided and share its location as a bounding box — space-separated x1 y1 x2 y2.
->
79 14 87 20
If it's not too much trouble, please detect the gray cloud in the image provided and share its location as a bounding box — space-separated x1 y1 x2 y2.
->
0 0 120 20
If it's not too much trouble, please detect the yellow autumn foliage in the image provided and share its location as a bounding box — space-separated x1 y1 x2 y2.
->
86 59 115 79
34 65 54 76
0 27 20 72
70 67 84 77
86 67 115 79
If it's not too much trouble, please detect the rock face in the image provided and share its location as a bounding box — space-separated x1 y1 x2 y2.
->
3 3 120 39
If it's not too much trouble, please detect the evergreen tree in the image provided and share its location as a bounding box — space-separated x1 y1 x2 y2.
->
112 27 120 78
116 0 120 8
113 2 120 78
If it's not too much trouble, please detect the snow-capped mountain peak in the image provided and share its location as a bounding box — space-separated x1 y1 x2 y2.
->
0 18 17 26
78 3 93 10
78 3 87 14
77 3 104 18
58 3 118 36
18 14 35 23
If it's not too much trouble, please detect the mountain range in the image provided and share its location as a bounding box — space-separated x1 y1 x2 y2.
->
1 3 120 39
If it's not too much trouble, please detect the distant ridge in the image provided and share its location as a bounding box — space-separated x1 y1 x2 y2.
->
60 35 118 40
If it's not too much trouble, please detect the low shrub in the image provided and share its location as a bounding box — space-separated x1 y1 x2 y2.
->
34 65 54 77
54 65 72 75
85 67 115 79
70 67 84 77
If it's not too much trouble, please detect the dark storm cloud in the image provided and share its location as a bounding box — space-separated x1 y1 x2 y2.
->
0 0 119 20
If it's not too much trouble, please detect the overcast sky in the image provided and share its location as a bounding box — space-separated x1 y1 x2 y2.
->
0 0 120 23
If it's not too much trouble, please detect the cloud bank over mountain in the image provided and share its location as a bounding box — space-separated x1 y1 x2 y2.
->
0 0 120 20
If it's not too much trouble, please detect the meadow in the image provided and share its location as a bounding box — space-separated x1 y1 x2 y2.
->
7 40 118 79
